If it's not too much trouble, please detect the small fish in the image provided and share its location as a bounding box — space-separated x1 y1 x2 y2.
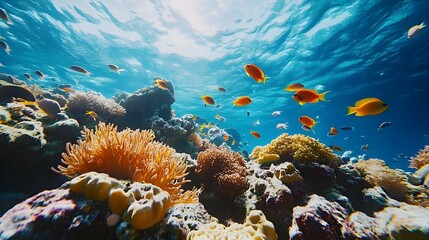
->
215 114 226 122
408 22 425 39
347 97 388 116
301 125 315 133
223 134 230 141
202 96 215 105
340 126 354 131
0 41 11 55
192 115 197 120
23 73 32 80
285 83 304 92
233 96 252 106
70 65 90 75
378 121 392 130
271 111 282 116
155 79 169 90
327 127 338 137
247 111 250 116
204 104 207 107
252 120 260 127
293 89 328 105
231 139 236 146
86 111 99 121
361 144 369 151
217 87 226 92
108 64 125 74
343 137 351 141
329 145 343 152
250 131 261 138
243 141 249 146
60 87 76 93
0 9 12 24
244 64 267 83
361 135 366 138
35 70 45 79
276 123 288 130
216 104 220 108
299 116 317 128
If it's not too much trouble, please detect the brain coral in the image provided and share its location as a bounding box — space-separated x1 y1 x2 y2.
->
196 146 248 197
250 133 341 167
409 145 429 169
53 122 197 204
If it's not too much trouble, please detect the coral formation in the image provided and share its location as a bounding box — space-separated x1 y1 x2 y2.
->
250 133 341 167
409 145 429 169
69 172 124 202
271 162 303 184
187 210 277 240
196 146 247 197
66 91 126 125
53 122 198 204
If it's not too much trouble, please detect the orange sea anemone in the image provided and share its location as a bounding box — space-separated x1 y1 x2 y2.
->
52 122 198 204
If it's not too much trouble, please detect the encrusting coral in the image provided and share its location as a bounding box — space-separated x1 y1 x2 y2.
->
196 146 248 197
53 122 198 204
250 133 341 167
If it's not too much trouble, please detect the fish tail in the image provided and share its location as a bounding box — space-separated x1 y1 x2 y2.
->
319 91 329 101
263 76 270 84
299 101 305 106
346 106 357 115
420 21 426 28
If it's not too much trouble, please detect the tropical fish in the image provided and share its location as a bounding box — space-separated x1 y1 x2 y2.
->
202 96 215 105
285 83 304 92
231 139 236 146
60 87 76 93
292 89 328 105
244 64 267 83
252 120 260 127
301 125 314 133
86 111 99 121
329 145 343 152
346 97 388 116
216 104 220 108
299 116 317 128
192 115 197 120
408 22 425 39
343 137 351 141
108 64 125 74
0 41 11 55
70 65 90 75
247 111 250 116
271 111 282 116
35 70 45 79
361 144 369 151
276 123 288 130
0 9 12 24
327 127 338 136
378 121 392 130
0 85 36 102
233 96 252 106
155 79 169 90
250 131 261 138
223 134 229 141
340 126 354 131
217 87 226 92
215 114 226 122
23 73 32 80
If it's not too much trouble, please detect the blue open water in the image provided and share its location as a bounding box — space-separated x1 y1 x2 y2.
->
1 0 428 170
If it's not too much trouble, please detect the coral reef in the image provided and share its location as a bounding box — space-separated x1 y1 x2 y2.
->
250 133 341 168
53 122 198 204
196 146 248 198
409 145 429 169
66 91 126 126
187 210 277 240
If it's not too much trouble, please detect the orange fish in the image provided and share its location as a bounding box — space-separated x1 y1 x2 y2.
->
250 131 261 138
299 116 317 128
293 89 328 105
218 87 226 92
244 64 267 83
346 97 388 116
285 83 304 92
327 127 338 136
330 145 343 152
233 96 252 106
202 96 215 105
155 79 169 90
60 87 76 93
223 134 229 141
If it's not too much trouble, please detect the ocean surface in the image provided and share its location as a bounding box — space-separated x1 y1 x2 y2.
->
1 0 428 171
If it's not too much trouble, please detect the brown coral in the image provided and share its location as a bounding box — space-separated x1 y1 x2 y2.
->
250 133 341 168
52 122 197 204
196 146 248 197
409 145 429 169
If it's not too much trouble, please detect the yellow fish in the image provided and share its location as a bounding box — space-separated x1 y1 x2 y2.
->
86 111 99 121
347 97 388 116
408 22 425 39
233 96 252 106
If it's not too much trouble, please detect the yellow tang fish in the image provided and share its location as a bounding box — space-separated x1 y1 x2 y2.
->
86 111 99 121
346 97 388 116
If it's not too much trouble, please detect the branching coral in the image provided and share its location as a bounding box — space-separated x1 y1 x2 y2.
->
196 146 248 197
250 133 341 167
52 122 198 204
66 91 126 124
409 145 429 169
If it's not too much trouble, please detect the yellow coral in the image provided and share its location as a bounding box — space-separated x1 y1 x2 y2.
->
250 133 340 167
409 145 429 169
257 153 280 164
69 171 123 201
271 162 303 184
187 210 277 240
53 122 198 204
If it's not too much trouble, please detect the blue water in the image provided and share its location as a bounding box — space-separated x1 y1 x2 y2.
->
1 0 428 170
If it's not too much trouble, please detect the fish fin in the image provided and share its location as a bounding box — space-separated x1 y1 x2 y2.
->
355 111 366 116
346 106 357 116
263 76 270 84
117 69 125 74
319 91 329 101
299 101 305 106
420 21 426 28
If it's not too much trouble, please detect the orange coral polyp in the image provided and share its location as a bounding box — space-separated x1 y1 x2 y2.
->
53 122 198 204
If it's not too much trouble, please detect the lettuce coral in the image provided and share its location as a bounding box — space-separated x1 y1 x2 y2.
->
53 122 198 204
196 146 248 197
409 145 429 169
250 133 341 167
